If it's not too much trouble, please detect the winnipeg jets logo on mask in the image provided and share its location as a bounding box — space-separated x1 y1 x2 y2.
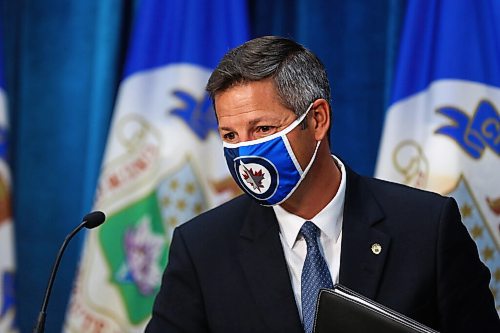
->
239 162 269 193
233 156 278 200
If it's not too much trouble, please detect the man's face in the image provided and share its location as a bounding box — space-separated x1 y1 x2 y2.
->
215 79 317 171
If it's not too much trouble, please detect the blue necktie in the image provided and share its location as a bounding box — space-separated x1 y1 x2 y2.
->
300 221 333 333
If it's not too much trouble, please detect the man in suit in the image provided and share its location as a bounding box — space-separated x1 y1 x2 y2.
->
146 36 499 332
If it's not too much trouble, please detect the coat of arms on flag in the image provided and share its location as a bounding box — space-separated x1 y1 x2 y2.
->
98 157 208 325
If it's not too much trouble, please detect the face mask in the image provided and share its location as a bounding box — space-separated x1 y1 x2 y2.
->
223 104 321 206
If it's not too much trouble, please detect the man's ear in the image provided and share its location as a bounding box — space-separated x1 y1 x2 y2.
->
311 99 331 141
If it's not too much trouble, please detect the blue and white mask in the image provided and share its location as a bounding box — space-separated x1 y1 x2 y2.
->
223 104 320 206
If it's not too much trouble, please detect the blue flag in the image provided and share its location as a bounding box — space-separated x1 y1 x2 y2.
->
0 21 18 332
64 1 248 331
376 0 500 311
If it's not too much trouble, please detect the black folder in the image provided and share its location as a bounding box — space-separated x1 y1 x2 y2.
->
313 284 439 333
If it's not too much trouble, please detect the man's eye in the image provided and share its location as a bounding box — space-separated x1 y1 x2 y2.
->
223 132 236 140
258 126 272 133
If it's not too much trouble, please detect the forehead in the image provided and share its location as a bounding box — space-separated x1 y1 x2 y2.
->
214 80 295 123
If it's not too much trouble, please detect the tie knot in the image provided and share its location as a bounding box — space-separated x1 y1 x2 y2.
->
300 221 320 245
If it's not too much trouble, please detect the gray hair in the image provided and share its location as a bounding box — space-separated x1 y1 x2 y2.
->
206 36 331 117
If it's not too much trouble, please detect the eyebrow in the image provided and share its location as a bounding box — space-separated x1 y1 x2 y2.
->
218 126 234 132
219 117 283 132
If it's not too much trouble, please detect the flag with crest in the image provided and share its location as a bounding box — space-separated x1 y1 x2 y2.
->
0 23 17 332
64 0 248 331
376 0 500 311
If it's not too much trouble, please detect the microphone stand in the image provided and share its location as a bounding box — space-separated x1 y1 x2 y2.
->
33 220 87 333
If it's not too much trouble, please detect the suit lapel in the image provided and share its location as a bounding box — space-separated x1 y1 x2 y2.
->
339 168 390 300
238 201 303 333
236 166 390 329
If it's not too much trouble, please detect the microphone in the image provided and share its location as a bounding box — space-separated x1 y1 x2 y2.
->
33 211 106 333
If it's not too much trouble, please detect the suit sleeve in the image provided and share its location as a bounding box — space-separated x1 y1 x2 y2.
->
145 227 209 333
436 197 499 332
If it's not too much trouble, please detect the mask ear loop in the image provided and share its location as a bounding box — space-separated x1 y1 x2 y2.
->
300 140 321 176
300 118 307 130
300 105 312 130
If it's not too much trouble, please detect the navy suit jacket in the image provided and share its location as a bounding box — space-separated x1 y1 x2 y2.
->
146 168 499 332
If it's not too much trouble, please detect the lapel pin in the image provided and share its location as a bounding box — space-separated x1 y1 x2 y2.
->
371 243 382 255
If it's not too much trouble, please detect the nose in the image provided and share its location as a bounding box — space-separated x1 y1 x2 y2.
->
238 132 255 143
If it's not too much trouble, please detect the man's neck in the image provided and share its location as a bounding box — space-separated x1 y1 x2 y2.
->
280 148 341 220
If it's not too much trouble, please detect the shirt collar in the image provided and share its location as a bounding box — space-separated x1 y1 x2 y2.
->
273 155 347 249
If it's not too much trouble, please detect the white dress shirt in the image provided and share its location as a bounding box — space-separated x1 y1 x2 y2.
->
272 155 346 320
